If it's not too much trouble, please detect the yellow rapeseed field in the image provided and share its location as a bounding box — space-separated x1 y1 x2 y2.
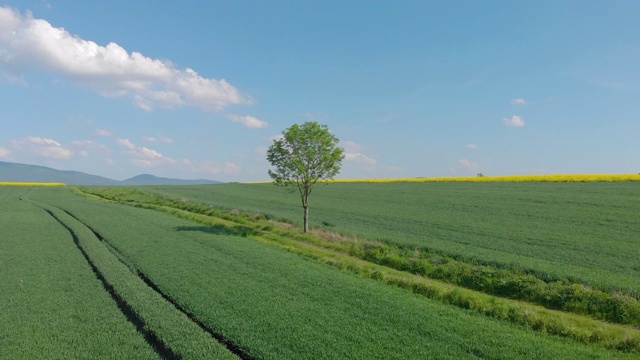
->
0 182 66 187
323 174 640 183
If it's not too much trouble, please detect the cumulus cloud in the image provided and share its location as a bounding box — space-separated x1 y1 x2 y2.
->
511 98 527 105
342 140 376 165
0 7 251 111
0 146 9 157
227 114 268 129
503 115 525 128
466 144 479 150
459 159 479 172
12 136 73 159
116 138 175 167
142 135 173 143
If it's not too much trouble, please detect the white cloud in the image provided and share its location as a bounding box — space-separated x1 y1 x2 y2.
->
116 138 136 150
255 146 268 155
341 140 376 165
116 138 175 168
227 114 268 129
0 7 251 111
0 146 9 157
142 135 173 143
503 115 525 128
12 136 73 159
459 159 479 172
345 152 376 165
94 128 112 137
511 98 527 105
466 144 479 150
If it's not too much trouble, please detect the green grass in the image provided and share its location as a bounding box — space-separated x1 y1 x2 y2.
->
142 182 640 298
33 187 636 359
29 198 239 360
0 188 157 359
77 186 640 352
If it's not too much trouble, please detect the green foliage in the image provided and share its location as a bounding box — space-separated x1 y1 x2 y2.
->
266 121 344 188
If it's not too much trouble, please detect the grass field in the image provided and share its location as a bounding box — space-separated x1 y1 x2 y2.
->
143 182 640 298
4 183 640 358
0 188 156 359
14 186 632 358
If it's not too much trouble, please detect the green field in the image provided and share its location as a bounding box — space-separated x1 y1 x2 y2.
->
144 182 640 297
2 183 639 358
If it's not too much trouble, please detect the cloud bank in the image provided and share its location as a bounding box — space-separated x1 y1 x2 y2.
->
0 7 251 111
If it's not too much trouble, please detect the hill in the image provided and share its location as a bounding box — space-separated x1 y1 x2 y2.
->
0 161 220 185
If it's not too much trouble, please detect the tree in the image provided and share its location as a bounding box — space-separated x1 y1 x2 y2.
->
267 121 344 233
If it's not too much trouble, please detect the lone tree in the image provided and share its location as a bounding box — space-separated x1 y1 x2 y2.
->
267 121 344 233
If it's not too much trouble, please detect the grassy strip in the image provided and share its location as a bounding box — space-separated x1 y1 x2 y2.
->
33 200 240 360
78 187 640 328
78 188 640 353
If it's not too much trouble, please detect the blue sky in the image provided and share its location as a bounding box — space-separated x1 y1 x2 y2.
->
1 1 639 181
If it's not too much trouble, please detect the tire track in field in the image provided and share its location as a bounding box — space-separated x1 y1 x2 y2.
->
58 208 254 360
40 207 179 360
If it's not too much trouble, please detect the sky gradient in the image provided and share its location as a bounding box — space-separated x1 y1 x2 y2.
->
1 1 639 181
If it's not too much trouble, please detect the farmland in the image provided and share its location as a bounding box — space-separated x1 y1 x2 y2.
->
143 182 640 297
2 182 639 358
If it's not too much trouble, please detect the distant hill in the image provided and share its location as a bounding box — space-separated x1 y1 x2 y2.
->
0 161 220 186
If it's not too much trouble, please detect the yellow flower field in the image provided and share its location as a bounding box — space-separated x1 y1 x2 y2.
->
324 174 640 183
0 182 66 187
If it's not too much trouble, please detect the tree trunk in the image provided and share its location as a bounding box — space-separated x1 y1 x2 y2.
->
303 204 309 233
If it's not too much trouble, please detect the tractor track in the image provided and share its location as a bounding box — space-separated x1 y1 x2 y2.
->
58 207 254 360
40 207 180 360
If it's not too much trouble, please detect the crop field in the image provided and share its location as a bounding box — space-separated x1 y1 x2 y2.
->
2 183 640 358
143 182 640 297
0 187 156 359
